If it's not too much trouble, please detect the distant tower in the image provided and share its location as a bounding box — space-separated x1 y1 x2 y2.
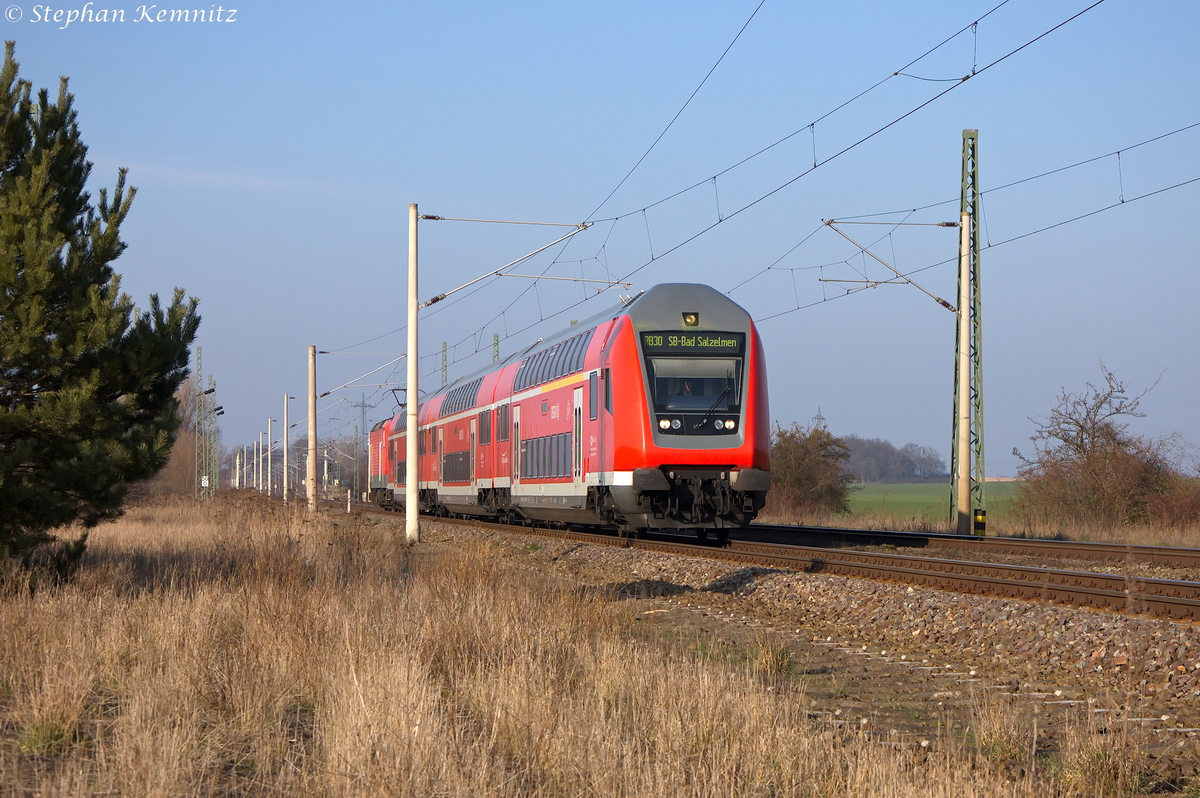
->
811 407 826 429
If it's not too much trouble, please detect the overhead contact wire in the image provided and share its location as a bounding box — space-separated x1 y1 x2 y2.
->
611 0 1109 287
586 0 768 222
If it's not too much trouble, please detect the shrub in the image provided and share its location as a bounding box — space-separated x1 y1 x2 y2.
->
1014 365 1197 528
768 423 855 514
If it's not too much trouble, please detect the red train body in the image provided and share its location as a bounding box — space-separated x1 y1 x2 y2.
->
368 283 770 533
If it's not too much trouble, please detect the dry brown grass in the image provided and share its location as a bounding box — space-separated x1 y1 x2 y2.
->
0 495 1167 796
760 502 1200 549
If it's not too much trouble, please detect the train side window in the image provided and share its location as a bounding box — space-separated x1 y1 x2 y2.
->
528 354 540 387
563 335 581 376
577 333 589 372
574 331 590 371
603 368 612 412
552 344 566 381
529 351 542 387
577 333 588 366
588 372 598 421
530 351 544 387
561 336 576 375
563 333 575 374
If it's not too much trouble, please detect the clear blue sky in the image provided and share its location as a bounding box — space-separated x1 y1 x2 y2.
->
13 0 1200 477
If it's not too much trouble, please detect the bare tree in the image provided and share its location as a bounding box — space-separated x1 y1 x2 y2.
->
1013 364 1186 526
900 443 948 481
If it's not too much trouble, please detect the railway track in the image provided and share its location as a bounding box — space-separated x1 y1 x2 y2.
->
530 525 1200 620
344 503 1200 620
744 523 1200 569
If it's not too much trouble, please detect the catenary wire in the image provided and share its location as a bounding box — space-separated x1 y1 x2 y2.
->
751 173 1200 324
586 0 768 222
314 0 1108 433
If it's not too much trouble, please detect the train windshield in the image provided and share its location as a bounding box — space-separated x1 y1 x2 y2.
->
647 357 742 412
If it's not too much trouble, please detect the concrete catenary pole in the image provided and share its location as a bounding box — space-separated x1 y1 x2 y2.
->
283 395 290 504
267 417 274 497
949 129 985 535
955 211 972 535
405 203 420 544
308 345 318 513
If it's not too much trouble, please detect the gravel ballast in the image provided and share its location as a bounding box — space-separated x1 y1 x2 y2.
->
422 521 1200 718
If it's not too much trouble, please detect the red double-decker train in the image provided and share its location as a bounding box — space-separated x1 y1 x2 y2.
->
368 283 770 537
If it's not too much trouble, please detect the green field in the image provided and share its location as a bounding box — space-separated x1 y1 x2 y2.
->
847 481 1021 524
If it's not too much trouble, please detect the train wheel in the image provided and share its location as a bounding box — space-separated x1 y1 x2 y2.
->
695 529 709 542
715 528 729 545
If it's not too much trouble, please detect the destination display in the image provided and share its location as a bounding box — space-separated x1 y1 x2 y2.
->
640 331 745 356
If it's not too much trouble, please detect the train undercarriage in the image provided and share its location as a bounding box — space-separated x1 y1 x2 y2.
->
370 466 770 541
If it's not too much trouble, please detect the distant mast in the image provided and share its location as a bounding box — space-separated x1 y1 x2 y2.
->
811 407 826 429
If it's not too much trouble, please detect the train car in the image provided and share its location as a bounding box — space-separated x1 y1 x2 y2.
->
369 283 770 536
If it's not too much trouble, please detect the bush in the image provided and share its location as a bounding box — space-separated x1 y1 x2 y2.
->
1014 365 1197 528
768 423 855 514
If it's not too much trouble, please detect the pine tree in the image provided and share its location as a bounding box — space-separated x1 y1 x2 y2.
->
0 42 200 560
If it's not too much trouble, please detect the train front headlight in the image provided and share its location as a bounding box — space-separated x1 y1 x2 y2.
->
659 418 671 430
671 418 682 430
724 419 737 430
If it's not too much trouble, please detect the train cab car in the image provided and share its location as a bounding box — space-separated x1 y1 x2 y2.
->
593 283 770 533
368 282 770 535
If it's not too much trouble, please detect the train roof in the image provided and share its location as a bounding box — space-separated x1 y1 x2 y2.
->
421 283 749 404
424 292 637 399
623 283 751 331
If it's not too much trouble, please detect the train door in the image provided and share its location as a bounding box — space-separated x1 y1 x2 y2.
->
597 359 609 485
470 418 477 485
436 427 443 486
573 386 583 489
512 405 521 488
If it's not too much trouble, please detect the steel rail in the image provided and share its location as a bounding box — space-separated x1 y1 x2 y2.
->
745 524 1200 569
395 514 1200 620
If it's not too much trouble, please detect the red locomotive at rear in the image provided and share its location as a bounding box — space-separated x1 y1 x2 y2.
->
369 283 770 537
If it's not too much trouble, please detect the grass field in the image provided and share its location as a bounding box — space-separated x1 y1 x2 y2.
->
0 495 1159 796
848 482 1022 525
